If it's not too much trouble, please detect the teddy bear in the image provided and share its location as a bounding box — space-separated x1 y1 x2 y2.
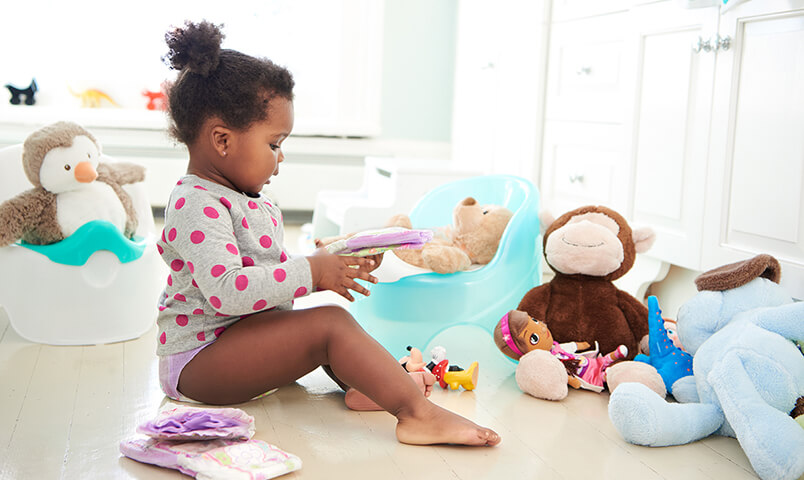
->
386 196 513 274
0 121 145 247
494 205 667 401
608 254 804 480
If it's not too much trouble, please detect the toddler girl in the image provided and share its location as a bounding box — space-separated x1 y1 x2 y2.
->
155 20 499 447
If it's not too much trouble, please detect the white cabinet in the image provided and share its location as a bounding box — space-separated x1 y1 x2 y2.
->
540 0 804 298
702 0 804 295
540 11 632 215
451 0 549 180
628 2 719 270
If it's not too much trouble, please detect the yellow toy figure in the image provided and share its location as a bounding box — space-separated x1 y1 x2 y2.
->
439 362 479 391
405 345 479 391
68 87 120 108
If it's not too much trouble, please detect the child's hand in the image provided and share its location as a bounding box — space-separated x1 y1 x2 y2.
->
307 249 378 302
362 252 384 272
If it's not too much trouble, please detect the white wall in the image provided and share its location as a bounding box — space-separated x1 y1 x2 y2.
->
380 0 458 142
647 265 701 320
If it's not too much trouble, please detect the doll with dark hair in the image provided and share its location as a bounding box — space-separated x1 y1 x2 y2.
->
496 310 627 392
154 20 499 448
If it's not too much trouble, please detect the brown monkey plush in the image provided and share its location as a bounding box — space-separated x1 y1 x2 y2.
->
494 205 667 400
516 205 655 360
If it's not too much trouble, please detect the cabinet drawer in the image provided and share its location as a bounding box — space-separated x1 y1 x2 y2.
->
553 151 616 200
545 13 630 123
540 121 629 215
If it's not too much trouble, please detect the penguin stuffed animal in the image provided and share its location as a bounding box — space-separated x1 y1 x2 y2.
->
0 121 145 246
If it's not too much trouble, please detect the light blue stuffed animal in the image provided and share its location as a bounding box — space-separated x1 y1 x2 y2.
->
608 254 804 480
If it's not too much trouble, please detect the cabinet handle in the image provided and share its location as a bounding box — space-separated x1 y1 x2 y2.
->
716 35 731 51
569 174 585 184
576 66 592 76
693 36 713 53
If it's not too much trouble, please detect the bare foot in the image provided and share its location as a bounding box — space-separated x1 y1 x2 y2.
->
395 402 501 446
344 371 436 411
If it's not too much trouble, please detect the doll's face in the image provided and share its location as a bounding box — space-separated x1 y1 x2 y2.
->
510 310 553 352
663 319 685 351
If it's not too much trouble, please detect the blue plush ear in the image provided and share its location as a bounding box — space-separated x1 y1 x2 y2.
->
634 296 693 395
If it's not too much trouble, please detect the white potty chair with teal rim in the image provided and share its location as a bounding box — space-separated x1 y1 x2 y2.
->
0 142 165 345
349 175 541 355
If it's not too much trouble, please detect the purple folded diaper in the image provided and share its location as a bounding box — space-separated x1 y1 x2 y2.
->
136 404 255 441
326 227 433 256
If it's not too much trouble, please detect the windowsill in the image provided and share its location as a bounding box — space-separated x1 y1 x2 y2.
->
0 105 170 130
0 105 450 160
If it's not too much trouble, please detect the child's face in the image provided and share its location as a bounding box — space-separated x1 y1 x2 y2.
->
226 97 294 194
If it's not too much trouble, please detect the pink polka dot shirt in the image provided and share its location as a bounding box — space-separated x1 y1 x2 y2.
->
155 175 312 356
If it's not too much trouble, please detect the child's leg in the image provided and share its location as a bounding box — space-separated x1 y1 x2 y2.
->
344 371 436 411
178 305 500 446
322 357 435 411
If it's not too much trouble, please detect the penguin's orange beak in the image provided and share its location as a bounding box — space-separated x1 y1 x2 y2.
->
74 161 98 183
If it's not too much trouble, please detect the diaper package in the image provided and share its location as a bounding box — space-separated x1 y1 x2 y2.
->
121 404 301 479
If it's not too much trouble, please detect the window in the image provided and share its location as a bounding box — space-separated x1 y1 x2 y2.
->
1 0 383 137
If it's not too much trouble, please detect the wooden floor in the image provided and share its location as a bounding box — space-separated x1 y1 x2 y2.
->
0 225 761 480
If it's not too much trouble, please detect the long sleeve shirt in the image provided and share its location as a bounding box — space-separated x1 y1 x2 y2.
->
155 175 312 356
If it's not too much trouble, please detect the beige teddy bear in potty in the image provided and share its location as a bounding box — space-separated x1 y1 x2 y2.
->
387 196 513 274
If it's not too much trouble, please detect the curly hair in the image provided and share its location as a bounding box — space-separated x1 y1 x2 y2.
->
162 20 295 145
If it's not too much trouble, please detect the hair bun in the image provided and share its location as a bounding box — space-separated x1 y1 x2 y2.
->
163 20 224 76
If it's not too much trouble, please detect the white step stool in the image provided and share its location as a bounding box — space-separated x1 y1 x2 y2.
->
311 156 481 239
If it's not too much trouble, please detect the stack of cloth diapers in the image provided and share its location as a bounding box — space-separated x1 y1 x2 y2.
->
120 403 301 479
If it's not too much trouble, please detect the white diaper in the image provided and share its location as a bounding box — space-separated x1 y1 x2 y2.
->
121 437 302 480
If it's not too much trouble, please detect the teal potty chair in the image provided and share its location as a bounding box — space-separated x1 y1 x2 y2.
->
349 175 541 355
